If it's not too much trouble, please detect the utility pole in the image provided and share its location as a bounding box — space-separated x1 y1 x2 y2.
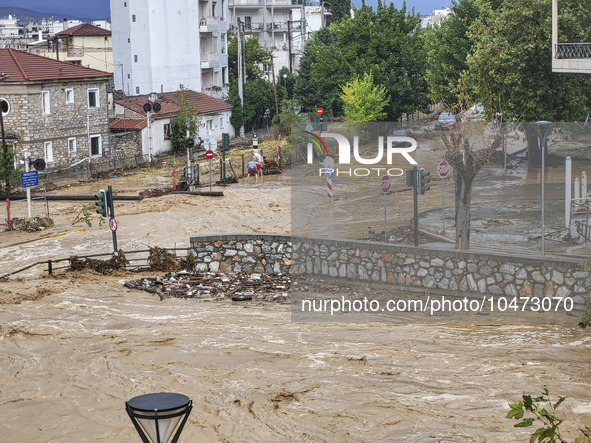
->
271 55 279 125
287 19 293 72
237 19 245 137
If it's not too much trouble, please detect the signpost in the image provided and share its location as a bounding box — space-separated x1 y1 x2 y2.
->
323 156 334 200
205 149 214 192
437 160 450 234
381 175 391 243
316 107 324 115
21 171 39 188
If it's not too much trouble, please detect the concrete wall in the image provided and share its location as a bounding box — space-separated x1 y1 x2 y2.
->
190 234 590 305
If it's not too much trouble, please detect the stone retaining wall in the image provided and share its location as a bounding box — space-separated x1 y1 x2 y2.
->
189 234 590 305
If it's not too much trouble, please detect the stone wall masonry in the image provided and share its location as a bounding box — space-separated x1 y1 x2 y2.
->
189 234 590 306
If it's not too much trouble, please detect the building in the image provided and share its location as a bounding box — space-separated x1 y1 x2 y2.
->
551 0 591 73
110 0 229 98
0 49 112 170
26 23 113 72
111 90 234 159
421 7 451 28
0 14 20 38
228 0 314 76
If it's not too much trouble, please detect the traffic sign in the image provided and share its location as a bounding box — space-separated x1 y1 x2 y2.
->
205 150 214 159
204 135 217 152
437 160 450 178
380 175 391 194
109 217 118 232
21 171 39 188
316 107 324 115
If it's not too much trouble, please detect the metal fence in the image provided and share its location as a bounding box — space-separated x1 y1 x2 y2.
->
0 247 191 279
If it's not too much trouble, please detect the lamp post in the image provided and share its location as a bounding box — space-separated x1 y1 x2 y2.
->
126 392 192 443
282 73 287 89
536 120 552 257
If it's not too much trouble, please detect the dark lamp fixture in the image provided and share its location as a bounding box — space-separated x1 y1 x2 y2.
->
126 392 192 443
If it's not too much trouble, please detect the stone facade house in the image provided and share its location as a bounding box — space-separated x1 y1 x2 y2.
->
0 49 112 170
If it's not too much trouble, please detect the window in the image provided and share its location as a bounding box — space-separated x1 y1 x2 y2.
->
132 15 136 22
213 36 218 52
42 90 50 114
136 86 140 94
90 135 102 156
128 38 130 43
65 88 74 104
124 1 127 6
44 141 54 163
134 54 138 62
88 88 99 108
68 137 77 154
163 123 171 140
207 120 213 131
0 97 10 116
219 117 224 129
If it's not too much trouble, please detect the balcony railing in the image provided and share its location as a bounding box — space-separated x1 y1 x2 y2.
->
229 0 304 5
555 43 591 59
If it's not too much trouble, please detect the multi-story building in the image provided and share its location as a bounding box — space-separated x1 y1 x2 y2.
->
228 0 309 76
0 14 20 38
26 23 113 73
110 0 229 98
551 0 591 73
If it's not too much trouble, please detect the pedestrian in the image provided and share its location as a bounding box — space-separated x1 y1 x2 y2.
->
252 149 264 183
246 160 258 183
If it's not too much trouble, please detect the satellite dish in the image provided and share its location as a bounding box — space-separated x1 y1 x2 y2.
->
152 102 162 113
143 103 152 113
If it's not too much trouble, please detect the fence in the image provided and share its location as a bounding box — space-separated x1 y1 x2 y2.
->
0 247 191 279
1 196 49 228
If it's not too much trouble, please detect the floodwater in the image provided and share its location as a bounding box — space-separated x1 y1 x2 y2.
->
292 127 591 254
1 274 590 442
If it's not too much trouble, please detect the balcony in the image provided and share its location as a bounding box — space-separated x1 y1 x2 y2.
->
229 0 263 6
201 53 220 69
199 17 228 33
551 0 591 73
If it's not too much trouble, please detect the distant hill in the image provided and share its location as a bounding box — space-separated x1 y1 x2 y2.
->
0 7 92 24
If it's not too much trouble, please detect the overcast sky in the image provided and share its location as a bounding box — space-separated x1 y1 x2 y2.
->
1 0 450 19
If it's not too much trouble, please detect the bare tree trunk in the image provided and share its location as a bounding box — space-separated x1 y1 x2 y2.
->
454 170 475 249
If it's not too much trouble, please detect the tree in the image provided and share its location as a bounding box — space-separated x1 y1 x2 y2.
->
421 0 480 109
0 147 19 193
340 71 388 122
170 85 200 154
228 35 272 81
441 123 503 249
463 0 591 122
325 0 351 24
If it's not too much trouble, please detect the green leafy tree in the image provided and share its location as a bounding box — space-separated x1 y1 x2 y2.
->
340 71 388 122
325 0 351 24
421 0 480 109
463 0 591 122
228 35 272 81
242 78 276 131
170 84 200 154
0 147 19 193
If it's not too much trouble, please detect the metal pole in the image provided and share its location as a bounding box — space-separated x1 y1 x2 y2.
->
108 185 118 254
25 149 32 219
565 156 571 230
237 19 244 137
209 158 212 192
413 165 418 247
442 177 446 234
541 134 546 257
384 193 387 243
186 127 191 185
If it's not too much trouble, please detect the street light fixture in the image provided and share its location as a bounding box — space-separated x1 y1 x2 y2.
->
282 73 287 88
126 392 192 443
536 120 552 257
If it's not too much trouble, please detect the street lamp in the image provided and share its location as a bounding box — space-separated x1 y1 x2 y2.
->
536 120 552 257
282 73 287 88
126 392 192 443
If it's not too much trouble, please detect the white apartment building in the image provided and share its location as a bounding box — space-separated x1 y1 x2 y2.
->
0 14 20 38
421 7 451 28
110 0 229 97
551 0 591 73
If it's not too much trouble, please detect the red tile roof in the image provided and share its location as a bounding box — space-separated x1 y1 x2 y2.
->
115 90 232 119
0 49 112 82
56 23 111 37
109 118 147 131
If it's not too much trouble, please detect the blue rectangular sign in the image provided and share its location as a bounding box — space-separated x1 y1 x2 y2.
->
21 171 39 188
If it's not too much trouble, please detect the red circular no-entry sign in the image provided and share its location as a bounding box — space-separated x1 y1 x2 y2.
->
316 107 324 115
109 217 118 232
380 175 391 194
205 150 214 159
437 160 450 178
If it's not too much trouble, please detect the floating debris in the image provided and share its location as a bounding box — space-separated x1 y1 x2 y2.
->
124 271 290 302
70 251 129 274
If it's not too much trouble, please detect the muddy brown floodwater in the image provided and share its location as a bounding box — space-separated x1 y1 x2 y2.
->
0 164 590 442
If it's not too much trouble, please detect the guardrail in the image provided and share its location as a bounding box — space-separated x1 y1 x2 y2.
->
0 247 191 280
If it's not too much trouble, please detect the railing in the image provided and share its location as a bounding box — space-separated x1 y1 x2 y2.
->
555 43 591 59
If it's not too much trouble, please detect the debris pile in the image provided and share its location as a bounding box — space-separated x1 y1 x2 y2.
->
147 246 195 272
124 271 290 302
70 251 129 274
6 217 54 232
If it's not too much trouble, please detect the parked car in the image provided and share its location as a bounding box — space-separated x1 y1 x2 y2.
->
435 111 457 130
387 128 415 147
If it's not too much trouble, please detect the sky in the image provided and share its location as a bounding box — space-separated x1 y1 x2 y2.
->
1 0 451 19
